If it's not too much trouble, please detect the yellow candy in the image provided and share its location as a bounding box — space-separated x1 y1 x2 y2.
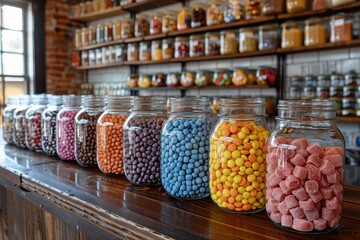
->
233 175 242 183
223 189 230 198
232 150 240 159
235 158 244 166
247 174 256 182
242 192 250 199
224 150 232 159
252 162 260 170
227 159 235 168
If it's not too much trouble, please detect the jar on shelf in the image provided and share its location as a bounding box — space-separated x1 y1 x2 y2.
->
331 0 355 7
305 18 327 46
256 67 277 86
192 3 206 28
113 20 121 41
331 74 345 87
180 71 195 87
151 40 163 61
195 71 212 87
166 73 180 87
41 95 63 156
96 24 104 43
344 73 358 86
303 87 316 98
286 0 308 13
281 21 304 48
290 76 304 87
102 47 108 64
150 13 162 35
289 86 302 98
95 48 102 65
162 38 175 60
79 2 86 15
213 69 232 86
224 0 245 23
239 27 258 53
261 0 285 15
232 68 250 86
126 74 139 88
121 18 134 39
56 95 82 161
115 44 127 62
205 32 221 56
162 11 177 33
246 0 261 20
123 97 166 185
190 34 205 57
316 86 330 98
259 24 279 51
25 94 48 151
343 86 357 98
85 1 93 13
177 7 192 31
161 97 211 199
81 28 89 46
97 96 133 175
75 96 106 168
138 74 152 88
75 29 82 48
81 51 89 66
266 99 344 233
2 96 20 144
89 50 96 65
88 26 95 45
330 86 343 98
127 42 139 61
135 14 150 37
342 97 356 116
175 36 189 58
221 30 239 55
317 75 331 87
207 0 224 26
152 74 166 87
304 75 317 87
92 0 100 12
210 98 269 213
13 95 31 148
105 0 113 8
330 14 353 43
139 41 151 61
313 0 328 10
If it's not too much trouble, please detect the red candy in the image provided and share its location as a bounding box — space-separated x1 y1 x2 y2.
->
291 138 308 150
266 199 280 213
272 187 286 202
290 154 306 167
292 187 309 201
285 195 299 209
285 175 300 189
306 164 321 181
323 154 343 168
299 198 316 211
307 154 322 167
306 143 324 156
289 207 305 219
321 207 334 221
320 187 333 200
326 197 339 210
309 192 323 203
281 215 293 227
278 201 290 215
270 212 282 223
292 218 314 232
305 180 319 194
313 219 327 230
279 180 293 195
304 209 320 221
320 160 335 175
293 166 307 179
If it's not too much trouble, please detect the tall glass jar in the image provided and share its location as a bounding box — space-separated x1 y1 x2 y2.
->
330 14 353 43
221 30 239 55
281 21 304 48
13 95 31 148
127 43 139 61
2 96 20 144
161 97 211 199
175 36 189 58
123 97 167 185
261 0 284 15
150 13 162 35
56 95 82 161
205 32 221 56
121 18 134 39
151 40 163 61
305 18 327 46
266 99 344 233
224 0 245 23
245 0 261 20
140 41 151 61
135 14 150 37
25 94 48 151
89 26 96 45
41 95 64 156
97 96 133 175
286 0 308 13
207 0 224 26
177 7 192 31
81 27 89 46
75 96 106 168
259 24 279 51
190 34 205 57
239 27 258 53
192 3 206 28
75 29 82 48
162 38 175 60
210 98 269 213
162 11 177 33
96 24 104 43
113 20 121 40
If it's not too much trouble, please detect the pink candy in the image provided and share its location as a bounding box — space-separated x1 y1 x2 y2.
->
299 198 316 211
272 187 286 202
293 166 307 180
292 218 314 232
313 219 327 231
306 143 324 157
292 187 309 201
285 195 299 209
320 161 335 175
291 138 308 150
306 164 321 181
290 154 306 167
305 180 319 194
307 155 322 167
281 215 293 227
289 207 305 219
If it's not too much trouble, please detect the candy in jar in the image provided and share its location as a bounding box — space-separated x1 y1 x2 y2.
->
166 73 180 87
239 27 258 53
190 34 205 57
221 30 239 55
261 0 285 15
207 0 224 25
121 18 134 39
135 14 150 37
205 32 221 56
150 13 162 35
246 0 261 20
151 40 163 61
177 7 192 31
192 3 206 28
2 96 20 144
175 36 189 58
138 74 152 88
195 71 211 87
213 69 231 86
224 0 245 23
232 69 249 86
126 74 139 88
180 72 195 87
140 41 151 61
13 95 31 148
152 74 166 87
162 38 175 60
162 11 177 33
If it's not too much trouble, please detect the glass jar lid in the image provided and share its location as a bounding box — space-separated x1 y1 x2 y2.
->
305 17 327 25
190 34 204 40
259 24 279 31
281 21 303 28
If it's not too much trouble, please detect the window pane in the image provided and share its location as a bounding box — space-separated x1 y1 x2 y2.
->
2 6 23 30
4 77 26 103
2 30 23 53
3 53 24 75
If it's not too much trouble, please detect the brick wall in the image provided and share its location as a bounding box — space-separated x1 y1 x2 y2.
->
45 0 84 94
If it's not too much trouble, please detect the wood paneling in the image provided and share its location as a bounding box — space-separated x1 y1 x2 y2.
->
0 185 9 240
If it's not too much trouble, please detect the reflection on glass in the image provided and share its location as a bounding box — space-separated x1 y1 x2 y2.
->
2 30 23 53
2 5 23 30
4 77 25 102
3 53 24 75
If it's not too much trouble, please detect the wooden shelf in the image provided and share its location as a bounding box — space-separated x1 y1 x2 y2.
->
122 0 179 12
336 116 360 123
277 40 360 54
69 6 126 22
74 62 124 70
128 85 271 91
73 39 124 51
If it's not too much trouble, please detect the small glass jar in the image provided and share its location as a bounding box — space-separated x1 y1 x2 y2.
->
93 0 100 12
95 48 102 65
259 24 279 51
56 95 82 161
195 71 212 87
192 3 206 28
239 27 258 53
81 51 89 66
342 97 356 110
180 71 195 87
115 44 127 62
97 96 132 175
213 69 232 86
207 0 224 26
121 18 134 39
330 14 353 43
25 94 48 151
224 0 245 23
246 0 261 20
96 24 104 43
89 26 97 45
330 86 343 98
166 73 180 87
126 74 139 88
289 87 302 98
290 76 304 87
266 99 344 233
2 96 20 144
127 43 139 61
256 67 277 85
344 73 358 86
113 20 121 41
331 74 345 87
81 28 89 46
13 95 31 148
304 75 317 87
138 74 152 88
161 97 211 199
286 0 308 13
331 0 355 7
89 50 96 65
190 34 205 57
75 96 106 168
281 21 304 48
210 98 269 213
152 74 166 87
85 1 93 13
104 22 113 42
139 41 151 61
305 18 328 46
205 32 221 56
123 97 167 185
261 0 285 15
317 75 331 87
303 87 316 98
41 95 63 156
150 13 162 35
75 29 82 48
343 86 357 98
162 38 175 60
177 7 192 31
316 86 330 98
151 40 163 61
162 11 177 33
232 68 250 86
175 36 189 58
135 14 150 37
221 30 239 55
313 0 328 10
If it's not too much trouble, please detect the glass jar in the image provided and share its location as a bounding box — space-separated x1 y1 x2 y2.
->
213 69 232 86
88 26 95 45
162 38 175 60
303 87 316 98
232 68 249 86
81 51 89 66
205 32 221 56
13 95 31 148
123 97 167 185
207 0 224 25
96 24 104 43
313 0 328 10
305 18 327 46
266 99 344 233
151 40 163 61
246 0 261 20
256 67 277 86
121 18 134 39
344 73 358 86
180 71 195 88
190 34 205 57
210 98 269 213
286 0 308 13
115 44 127 62
175 37 189 58
89 50 96 65
195 71 212 87
85 1 93 13
150 13 162 35
289 87 302 99
261 0 285 15
126 74 139 88
95 48 102 65
166 73 180 87
2 96 20 144
75 29 82 48
331 74 344 87
127 43 139 61
139 41 151 61
75 96 106 168
192 3 206 28
104 22 113 42
138 74 152 88
221 30 239 55
135 14 150 37
290 76 303 87
343 86 357 98
152 74 166 87
330 14 353 43
259 24 279 51
25 94 48 151
281 21 304 48
239 27 258 53
56 95 82 161
93 0 100 12
81 28 89 46
162 11 177 33
304 75 317 87
113 20 121 41
316 86 330 98
330 86 343 98
317 75 331 87
97 96 132 175
161 97 211 199
224 0 245 23
41 95 63 156
331 0 355 7
177 7 192 31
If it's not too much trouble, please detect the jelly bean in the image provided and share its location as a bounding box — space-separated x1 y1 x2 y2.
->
56 109 79 160
210 120 269 212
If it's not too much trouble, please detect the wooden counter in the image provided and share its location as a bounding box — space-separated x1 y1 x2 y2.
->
0 142 359 240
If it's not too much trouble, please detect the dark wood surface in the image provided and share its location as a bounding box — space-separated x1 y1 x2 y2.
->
0 142 359 239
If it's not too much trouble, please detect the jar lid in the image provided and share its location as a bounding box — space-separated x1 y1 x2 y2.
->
304 17 326 24
345 72 358 80
239 27 258 32
316 86 330 90
48 95 64 106
317 75 330 81
132 96 166 111
331 74 344 80
259 24 279 31
290 76 304 81
190 34 204 40
281 21 303 28
304 75 316 81
31 94 48 105
7 95 20 105
205 32 220 37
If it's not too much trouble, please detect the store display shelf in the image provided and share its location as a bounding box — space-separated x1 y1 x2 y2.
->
73 39 124 51
277 40 360 54
128 85 271 91
122 0 180 12
74 62 124 70
69 6 126 22
336 116 360 123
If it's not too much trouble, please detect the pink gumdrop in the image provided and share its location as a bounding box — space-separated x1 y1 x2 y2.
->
292 187 309 201
289 207 305 219
297 149 310 159
315 201 322 212
278 162 294 177
272 187 286 202
281 214 294 228
293 166 307 180
309 192 323 203
321 207 334 221
319 175 331 188
270 212 282 223
292 218 314 232
306 164 321 181
331 183 343 195
305 180 319 195
323 154 343 168
304 209 320 221
320 187 333 200
320 160 335 175
299 198 316 211
285 195 299 209
327 171 341 184
285 175 300 190
313 218 327 231
279 181 293 195
274 136 287 146
268 173 282 187
275 167 287 180
307 154 322 168
266 199 280 213
306 143 324 157
278 200 290 215
325 197 339 210
328 216 340 228
267 161 277 174
290 154 306 167
325 147 344 156
291 138 308 150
